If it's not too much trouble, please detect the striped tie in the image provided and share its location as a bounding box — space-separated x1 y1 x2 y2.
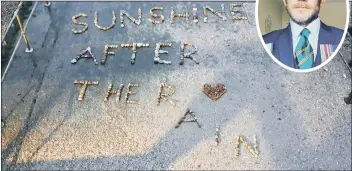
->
295 28 314 69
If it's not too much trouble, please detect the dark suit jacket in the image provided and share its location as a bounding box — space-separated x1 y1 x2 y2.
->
263 21 344 69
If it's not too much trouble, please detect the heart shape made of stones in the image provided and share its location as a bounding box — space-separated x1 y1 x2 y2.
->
202 84 227 101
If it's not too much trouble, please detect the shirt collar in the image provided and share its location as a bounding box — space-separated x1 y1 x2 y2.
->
290 17 321 39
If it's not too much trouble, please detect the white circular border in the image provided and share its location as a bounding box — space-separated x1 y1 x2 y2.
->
255 0 350 73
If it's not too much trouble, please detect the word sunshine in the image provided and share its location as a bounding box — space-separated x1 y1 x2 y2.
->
71 4 248 34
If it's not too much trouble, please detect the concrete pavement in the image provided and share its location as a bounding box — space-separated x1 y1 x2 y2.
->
1 2 351 170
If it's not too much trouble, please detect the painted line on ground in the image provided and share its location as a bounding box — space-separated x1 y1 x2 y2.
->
1 1 38 82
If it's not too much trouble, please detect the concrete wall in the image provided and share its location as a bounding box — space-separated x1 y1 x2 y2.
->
258 0 284 34
259 0 348 34
319 0 347 29
282 4 290 28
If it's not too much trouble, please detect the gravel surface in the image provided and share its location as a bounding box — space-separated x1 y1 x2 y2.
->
1 2 351 170
1 1 20 38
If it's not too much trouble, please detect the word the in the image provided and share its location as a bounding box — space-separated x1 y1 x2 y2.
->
74 80 175 106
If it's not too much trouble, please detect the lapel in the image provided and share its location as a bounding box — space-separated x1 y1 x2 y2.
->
315 22 335 66
274 24 297 68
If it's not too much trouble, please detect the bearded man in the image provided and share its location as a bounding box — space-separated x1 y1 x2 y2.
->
263 0 344 70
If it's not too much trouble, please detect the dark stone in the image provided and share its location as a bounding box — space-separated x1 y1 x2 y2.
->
344 91 352 104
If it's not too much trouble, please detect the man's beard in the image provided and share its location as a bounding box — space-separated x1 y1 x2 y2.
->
286 0 321 26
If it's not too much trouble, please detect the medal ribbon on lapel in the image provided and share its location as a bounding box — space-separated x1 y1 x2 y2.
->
320 44 337 63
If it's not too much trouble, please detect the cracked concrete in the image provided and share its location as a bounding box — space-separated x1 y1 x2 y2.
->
1 2 351 170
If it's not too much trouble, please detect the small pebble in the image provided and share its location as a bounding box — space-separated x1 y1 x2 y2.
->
343 73 347 79
323 67 328 71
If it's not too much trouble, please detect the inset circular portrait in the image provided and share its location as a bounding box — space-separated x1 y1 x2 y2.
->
256 0 350 72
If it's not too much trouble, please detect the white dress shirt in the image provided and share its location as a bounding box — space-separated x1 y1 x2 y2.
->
290 17 321 62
